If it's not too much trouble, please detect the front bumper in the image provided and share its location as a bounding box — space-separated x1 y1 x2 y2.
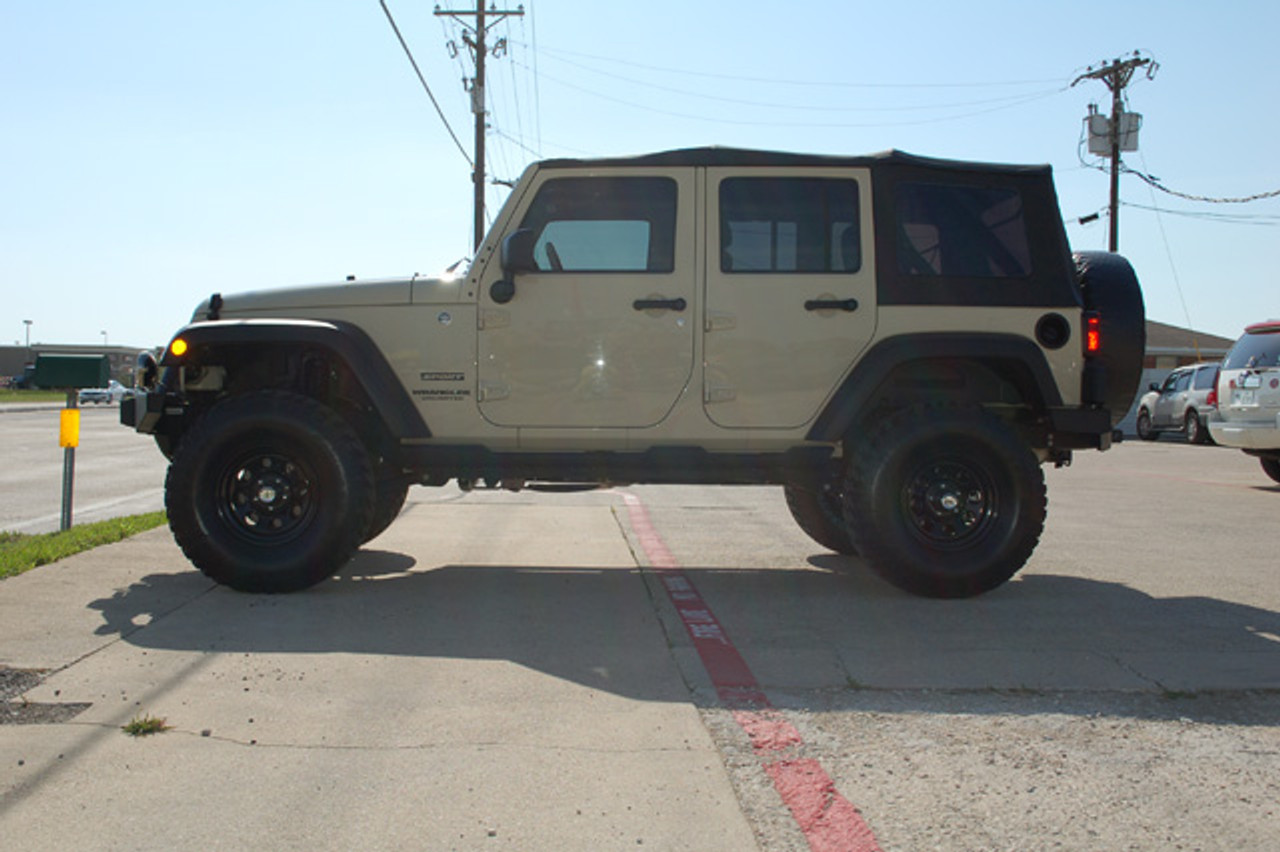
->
120 391 184 434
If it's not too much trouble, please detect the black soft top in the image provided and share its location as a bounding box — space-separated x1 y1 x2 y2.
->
539 146 1053 178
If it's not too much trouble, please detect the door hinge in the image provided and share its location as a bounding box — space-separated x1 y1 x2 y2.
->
704 312 736 332
704 387 737 404
478 383 510 402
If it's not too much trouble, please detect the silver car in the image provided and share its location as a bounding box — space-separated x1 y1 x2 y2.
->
1135 362 1219 444
1209 321 1280 483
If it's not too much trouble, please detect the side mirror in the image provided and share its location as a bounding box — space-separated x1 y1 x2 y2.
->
501 229 538 277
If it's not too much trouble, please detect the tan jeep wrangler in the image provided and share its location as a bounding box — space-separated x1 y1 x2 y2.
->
123 148 1145 597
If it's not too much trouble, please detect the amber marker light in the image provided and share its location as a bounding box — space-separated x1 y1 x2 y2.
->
170 338 189 357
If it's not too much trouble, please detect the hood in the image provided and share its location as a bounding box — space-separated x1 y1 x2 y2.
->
190 274 469 321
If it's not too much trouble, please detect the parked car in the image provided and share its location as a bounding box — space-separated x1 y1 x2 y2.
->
1134 362 1219 444
78 379 128 405
1208 321 1280 483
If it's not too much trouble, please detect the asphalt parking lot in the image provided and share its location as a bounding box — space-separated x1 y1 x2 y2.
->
2 440 1277 850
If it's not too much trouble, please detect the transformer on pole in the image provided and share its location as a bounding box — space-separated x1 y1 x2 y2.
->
1072 53 1157 252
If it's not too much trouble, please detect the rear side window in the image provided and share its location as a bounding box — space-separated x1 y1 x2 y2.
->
1192 366 1217 390
1224 331 1280 369
719 178 861 273
518 177 677 272
896 183 1032 278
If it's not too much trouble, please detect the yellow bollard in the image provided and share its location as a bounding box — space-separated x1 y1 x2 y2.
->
59 408 81 448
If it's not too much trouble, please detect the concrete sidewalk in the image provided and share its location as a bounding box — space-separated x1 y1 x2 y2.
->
0 496 759 851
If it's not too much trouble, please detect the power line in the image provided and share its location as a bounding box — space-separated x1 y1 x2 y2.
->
1121 168 1280 204
529 50 1067 114
519 62 1067 129
526 42 1067 90
378 0 471 166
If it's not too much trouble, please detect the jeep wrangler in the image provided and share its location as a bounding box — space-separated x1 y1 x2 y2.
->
122 148 1145 597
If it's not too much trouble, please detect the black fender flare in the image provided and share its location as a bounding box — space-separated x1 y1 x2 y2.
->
807 332 1064 442
162 318 430 439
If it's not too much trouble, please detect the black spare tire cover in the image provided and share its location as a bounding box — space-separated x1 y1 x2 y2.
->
1074 251 1146 426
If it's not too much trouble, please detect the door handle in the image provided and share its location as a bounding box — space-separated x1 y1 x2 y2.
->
804 298 859 312
633 297 687 312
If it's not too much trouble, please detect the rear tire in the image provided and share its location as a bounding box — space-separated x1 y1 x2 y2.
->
165 391 374 593
1261 457 1280 484
842 405 1045 598
784 480 857 555
1185 410 1208 445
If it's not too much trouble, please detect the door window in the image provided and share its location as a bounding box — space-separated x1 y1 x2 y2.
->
518 177 677 273
719 178 861 273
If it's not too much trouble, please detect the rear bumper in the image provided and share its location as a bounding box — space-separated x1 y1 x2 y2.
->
1047 406 1116 450
1208 417 1280 451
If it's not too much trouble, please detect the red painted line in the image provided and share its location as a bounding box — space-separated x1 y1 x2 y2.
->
622 493 882 852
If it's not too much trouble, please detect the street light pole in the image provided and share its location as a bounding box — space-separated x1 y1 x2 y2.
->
23 320 32 361
100 330 108 347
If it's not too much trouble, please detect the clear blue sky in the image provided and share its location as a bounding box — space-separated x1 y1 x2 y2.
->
4 0 1277 349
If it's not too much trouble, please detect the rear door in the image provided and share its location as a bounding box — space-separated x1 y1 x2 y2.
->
1152 370 1190 428
703 168 876 428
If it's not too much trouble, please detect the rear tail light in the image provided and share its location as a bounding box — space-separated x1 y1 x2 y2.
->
1084 312 1102 354
1207 368 1220 407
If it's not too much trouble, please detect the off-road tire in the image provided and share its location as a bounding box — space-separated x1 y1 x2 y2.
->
784 481 857 555
364 473 411 543
165 391 374 593
842 405 1046 598
1261 457 1280 484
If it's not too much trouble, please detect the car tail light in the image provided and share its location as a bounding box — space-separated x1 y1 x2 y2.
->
1207 367 1220 407
1083 312 1102 354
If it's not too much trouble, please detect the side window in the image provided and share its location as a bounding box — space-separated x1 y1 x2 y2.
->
1160 373 1180 393
1192 367 1216 391
896 183 1032 278
1174 371 1193 392
517 177 677 272
719 178 861 273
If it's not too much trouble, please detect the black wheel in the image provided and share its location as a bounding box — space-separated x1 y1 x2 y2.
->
842 405 1046 598
165 391 374 593
1185 410 1208 445
784 480 857 555
1136 409 1157 441
363 472 411 543
1261 457 1280 484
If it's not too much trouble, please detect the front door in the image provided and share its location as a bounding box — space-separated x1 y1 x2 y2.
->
703 168 877 428
477 170 697 429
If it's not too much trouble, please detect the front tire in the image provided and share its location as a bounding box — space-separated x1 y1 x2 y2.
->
842 405 1046 598
1136 409 1156 441
1261 457 1280 484
165 391 374 593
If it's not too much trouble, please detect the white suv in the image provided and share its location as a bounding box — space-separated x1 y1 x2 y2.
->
1209 320 1280 483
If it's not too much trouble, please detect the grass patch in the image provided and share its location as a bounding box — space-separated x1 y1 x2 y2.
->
0 389 67 404
122 714 171 737
0 512 167 580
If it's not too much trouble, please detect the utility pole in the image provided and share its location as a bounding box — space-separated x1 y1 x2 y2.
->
435 3 525 250
1072 53 1156 252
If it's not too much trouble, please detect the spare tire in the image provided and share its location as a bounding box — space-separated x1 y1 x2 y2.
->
1074 251 1146 426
